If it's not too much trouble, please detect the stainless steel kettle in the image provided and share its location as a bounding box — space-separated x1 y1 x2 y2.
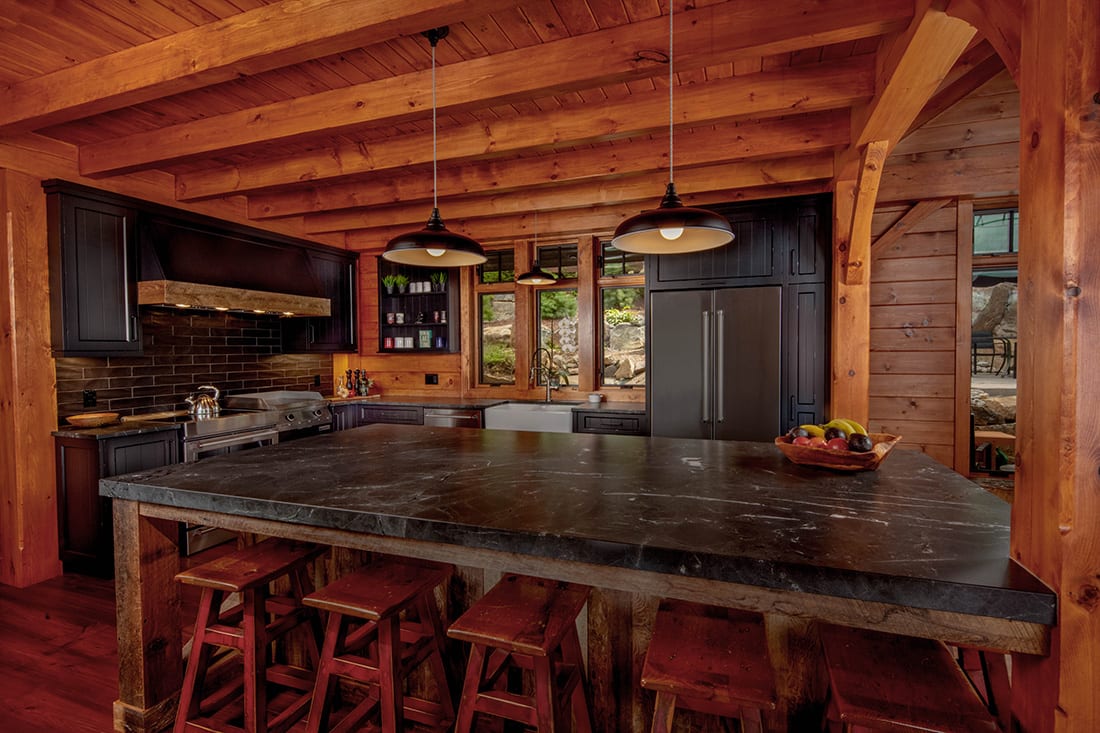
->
185 385 221 417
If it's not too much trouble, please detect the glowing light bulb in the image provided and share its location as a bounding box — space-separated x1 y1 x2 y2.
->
426 247 446 257
659 225 684 240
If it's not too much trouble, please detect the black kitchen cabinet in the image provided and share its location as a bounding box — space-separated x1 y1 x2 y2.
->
45 184 141 356
282 249 359 353
572 409 648 436
377 258 459 353
54 428 180 576
646 194 831 437
331 403 424 429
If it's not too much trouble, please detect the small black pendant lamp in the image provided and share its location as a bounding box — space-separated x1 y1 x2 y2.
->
610 3 733 254
516 211 556 285
384 27 486 267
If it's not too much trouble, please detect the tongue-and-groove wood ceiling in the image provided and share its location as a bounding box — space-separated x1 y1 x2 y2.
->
0 0 1006 249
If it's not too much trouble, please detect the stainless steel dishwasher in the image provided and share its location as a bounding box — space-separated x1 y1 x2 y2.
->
423 408 483 428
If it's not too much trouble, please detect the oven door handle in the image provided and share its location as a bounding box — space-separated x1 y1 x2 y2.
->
188 427 280 453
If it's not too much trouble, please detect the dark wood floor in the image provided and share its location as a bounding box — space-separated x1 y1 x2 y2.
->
0 572 119 732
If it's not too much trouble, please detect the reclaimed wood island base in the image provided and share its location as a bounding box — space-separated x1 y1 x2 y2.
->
102 425 1055 733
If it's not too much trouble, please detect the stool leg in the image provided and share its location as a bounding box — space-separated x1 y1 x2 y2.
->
559 627 592 733
377 613 403 733
650 691 677 733
241 588 269 733
740 706 765 733
175 588 222 733
532 655 558 732
454 643 488 733
306 611 347 733
289 566 323 668
417 594 456 723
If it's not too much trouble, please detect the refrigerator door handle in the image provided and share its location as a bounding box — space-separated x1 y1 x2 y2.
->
702 309 711 424
716 309 725 423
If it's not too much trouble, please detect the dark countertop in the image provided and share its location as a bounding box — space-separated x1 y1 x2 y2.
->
100 424 1054 624
330 395 645 413
53 421 182 440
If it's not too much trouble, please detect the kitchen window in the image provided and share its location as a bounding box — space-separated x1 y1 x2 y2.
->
536 289 579 388
974 209 1018 256
478 249 515 284
536 243 578 280
601 286 645 387
479 292 515 385
600 241 644 277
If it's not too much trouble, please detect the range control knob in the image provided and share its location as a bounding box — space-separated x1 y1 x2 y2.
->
285 412 296 422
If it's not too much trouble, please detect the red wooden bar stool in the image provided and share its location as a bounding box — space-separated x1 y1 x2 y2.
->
174 538 326 733
447 573 593 732
301 557 456 733
820 624 1000 732
640 599 777 733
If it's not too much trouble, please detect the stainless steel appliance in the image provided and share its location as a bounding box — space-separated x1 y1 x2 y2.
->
424 407 483 428
649 286 783 441
223 390 333 441
142 390 331 554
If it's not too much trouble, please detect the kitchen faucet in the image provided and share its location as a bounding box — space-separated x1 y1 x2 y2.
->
530 347 558 402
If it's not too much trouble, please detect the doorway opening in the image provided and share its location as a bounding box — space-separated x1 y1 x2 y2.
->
969 208 1018 488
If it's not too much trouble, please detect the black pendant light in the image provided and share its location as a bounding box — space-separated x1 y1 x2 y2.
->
517 211 556 285
610 3 733 254
384 27 486 267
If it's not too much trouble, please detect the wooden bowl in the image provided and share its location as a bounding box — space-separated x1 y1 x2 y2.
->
65 412 120 428
774 433 901 471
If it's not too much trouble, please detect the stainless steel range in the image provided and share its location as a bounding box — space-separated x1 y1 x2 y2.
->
223 390 332 440
142 390 331 554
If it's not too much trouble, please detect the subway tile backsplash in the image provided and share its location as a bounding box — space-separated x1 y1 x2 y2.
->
56 309 333 419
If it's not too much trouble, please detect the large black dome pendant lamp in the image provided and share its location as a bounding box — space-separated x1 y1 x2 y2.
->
610 2 733 255
383 27 487 267
516 211 557 285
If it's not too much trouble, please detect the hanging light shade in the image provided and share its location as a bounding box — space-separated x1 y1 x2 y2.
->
384 27 486 267
516 263 556 285
610 3 732 255
517 210 556 284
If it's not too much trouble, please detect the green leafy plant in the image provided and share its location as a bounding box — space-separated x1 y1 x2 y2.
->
430 271 447 285
393 274 410 289
381 274 398 289
604 307 642 327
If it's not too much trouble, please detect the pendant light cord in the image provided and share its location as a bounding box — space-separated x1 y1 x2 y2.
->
432 38 438 211
668 0 674 185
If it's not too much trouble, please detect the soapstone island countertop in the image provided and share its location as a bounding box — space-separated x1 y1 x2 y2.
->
101 424 1054 633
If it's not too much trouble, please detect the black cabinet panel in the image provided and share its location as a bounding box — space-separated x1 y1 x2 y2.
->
331 403 361 431
282 250 359 353
46 189 141 355
55 430 179 576
573 411 647 436
785 283 828 429
359 405 424 425
652 214 777 284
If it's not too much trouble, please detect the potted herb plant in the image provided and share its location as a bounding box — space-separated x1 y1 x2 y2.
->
381 274 398 294
394 274 410 294
430 271 447 292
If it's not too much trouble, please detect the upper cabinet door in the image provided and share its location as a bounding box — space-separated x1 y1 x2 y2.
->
47 191 141 356
282 250 359 353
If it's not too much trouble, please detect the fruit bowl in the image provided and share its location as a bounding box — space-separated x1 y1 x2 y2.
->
65 412 120 428
774 433 901 471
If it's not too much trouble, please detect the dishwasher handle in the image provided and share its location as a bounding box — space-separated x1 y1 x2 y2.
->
424 409 484 428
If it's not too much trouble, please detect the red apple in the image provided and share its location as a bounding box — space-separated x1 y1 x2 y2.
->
808 436 827 447
792 436 811 446
826 437 849 450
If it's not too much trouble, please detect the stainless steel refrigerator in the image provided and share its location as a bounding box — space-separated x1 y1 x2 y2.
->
649 286 782 441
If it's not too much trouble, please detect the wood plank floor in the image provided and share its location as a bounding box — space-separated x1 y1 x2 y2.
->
0 573 118 732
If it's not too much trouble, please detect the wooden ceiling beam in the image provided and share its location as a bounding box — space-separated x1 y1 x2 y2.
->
249 111 850 220
0 0 520 133
303 153 834 232
78 0 909 177
904 42 1005 135
853 1 977 151
344 179 833 250
178 56 872 201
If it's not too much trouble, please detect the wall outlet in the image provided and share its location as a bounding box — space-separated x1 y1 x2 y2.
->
425 373 439 385
313 374 321 386
82 389 97 407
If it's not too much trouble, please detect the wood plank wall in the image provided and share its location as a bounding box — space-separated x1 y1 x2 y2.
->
868 71 1020 470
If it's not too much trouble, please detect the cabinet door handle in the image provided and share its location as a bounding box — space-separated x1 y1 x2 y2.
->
702 310 711 424
308 324 315 344
129 315 138 342
716 309 725 423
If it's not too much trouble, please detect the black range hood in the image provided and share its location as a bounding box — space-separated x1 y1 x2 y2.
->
138 214 330 316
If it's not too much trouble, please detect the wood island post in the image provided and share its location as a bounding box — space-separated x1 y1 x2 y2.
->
112 500 184 733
